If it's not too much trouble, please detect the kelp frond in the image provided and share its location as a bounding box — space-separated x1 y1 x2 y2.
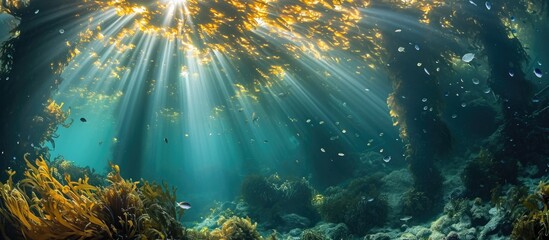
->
0 155 186 239
0 154 110 239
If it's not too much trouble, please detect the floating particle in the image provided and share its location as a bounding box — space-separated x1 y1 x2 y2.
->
379 132 384 137
422 98 428 102
368 198 375 202
395 29 402 32
398 47 405 52
472 78 480 85
461 103 467 107
34 9 40 14
319 121 325 125
365 88 370 91
485 1 492 10
383 156 392 163
306 119 311 123
417 62 422 67
436 67 440 72
469 0 477 6
59 29 65 34
80 117 87 122
379 148 384 153
335 121 340 125
415 44 420 51
338 153 345 157
424 68 430 75
320 148 326 153
341 129 347 134
538 61 542 66
330 135 339 140
423 106 428 110
534 68 543 78
532 99 540 103
462 53 475 63
451 114 458 119
483 88 492 94
510 16 516 22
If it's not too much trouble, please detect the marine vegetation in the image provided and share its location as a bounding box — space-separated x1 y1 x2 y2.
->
462 148 514 200
511 181 549 240
49 155 105 187
316 176 388 235
0 154 185 239
241 174 318 228
301 229 326 240
210 216 263 240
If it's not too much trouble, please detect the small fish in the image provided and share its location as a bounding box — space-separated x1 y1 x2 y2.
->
400 216 413 222
98 141 103 145
80 117 87 122
164 138 168 144
176 201 191 210
251 112 259 123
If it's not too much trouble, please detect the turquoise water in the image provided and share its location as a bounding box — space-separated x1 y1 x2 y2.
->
1 0 548 239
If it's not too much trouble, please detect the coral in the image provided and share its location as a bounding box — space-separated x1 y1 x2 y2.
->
210 216 262 240
511 181 549 240
0 154 186 239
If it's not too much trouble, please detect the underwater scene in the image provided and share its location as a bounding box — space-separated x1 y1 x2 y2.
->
1 0 548 239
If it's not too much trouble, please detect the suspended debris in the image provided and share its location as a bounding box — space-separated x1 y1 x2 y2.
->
534 68 543 78
485 1 492 10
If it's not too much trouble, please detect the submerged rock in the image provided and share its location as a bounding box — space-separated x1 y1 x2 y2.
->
311 222 350 240
280 214 311 231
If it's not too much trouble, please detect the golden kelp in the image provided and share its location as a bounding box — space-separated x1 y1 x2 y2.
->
0 154 185 239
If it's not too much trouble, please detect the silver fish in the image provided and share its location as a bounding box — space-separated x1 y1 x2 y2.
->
176 201 191 210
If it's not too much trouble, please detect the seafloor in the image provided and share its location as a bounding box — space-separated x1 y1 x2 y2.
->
1 0 549 240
